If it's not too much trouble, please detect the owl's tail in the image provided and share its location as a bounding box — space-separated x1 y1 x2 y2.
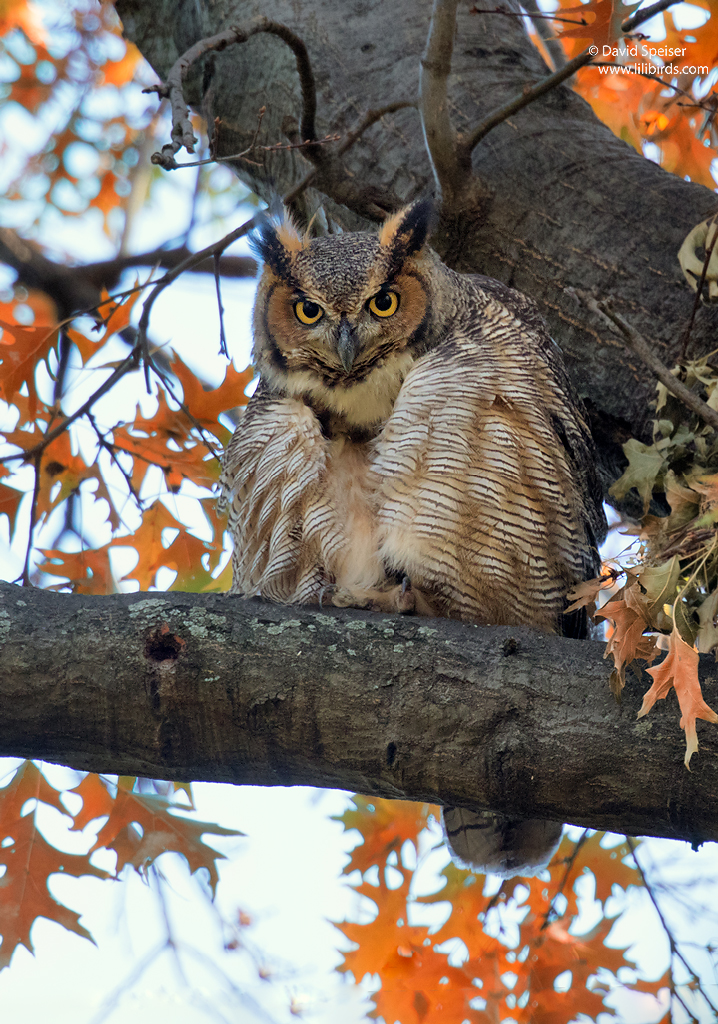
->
442 807 563 878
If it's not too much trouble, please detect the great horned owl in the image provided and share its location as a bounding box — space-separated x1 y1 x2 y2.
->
219 200 605 877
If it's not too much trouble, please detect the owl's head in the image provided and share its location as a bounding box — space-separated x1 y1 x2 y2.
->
250 199 443 429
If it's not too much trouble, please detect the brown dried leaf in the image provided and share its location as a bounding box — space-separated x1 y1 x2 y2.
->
564 569 619 614
638 626 718 768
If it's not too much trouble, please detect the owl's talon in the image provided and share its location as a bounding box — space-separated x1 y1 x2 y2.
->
330 587 373 609
318 585 336 609
395 579 415 615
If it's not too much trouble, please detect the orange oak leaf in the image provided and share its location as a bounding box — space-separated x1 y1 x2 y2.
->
39 545 115 595
0 762 109 970
89 786 242 893
169 354 255 442
110 501 222 590
96 287 141 341
33 431 120 529
594 579 659 694
112 389 220 493
69 773 116 832
638 625 718 767
0 319 59 418
0 481 23 535
336 795 432 877
559 0 621 49
338 805 648 1024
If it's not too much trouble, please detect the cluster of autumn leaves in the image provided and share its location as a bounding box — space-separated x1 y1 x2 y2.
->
0 763 673 1021
0 762 240 970
557 0 718 189
333 798 670 1024
566 354 718 767
0 287 253 592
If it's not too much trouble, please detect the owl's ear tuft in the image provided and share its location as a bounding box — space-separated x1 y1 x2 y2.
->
379 199 435 261
250 211 306 278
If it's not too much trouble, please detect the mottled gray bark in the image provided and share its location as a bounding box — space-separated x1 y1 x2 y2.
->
117 0 718 493
2 580 717 846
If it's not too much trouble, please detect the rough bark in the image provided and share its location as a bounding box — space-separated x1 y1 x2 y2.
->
116 0 718 494
2 580 717 847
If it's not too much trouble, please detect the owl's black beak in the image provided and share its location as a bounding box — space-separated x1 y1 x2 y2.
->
336 318 361 373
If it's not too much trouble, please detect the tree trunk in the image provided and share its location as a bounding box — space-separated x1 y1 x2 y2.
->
117 0 718 493
2 580 717 847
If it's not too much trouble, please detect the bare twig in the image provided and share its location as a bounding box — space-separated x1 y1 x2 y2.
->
337 101 416 156
420 0 468 207
464 46 595 152
517 0 569 71
88 943 167 1024
53 329 72 405
462 0 686 157
20 453 42 587
0 350 140 466
680 213 718 359
213 253 228 358
627 838 716 1020
590 64 701 105
471 5 587 27
136 215 260 390
146 361 223 462
621 0 683 33
88 413 141 508
166 131 341 170
580 293 718 433
541 829 589 929
147 18 319 169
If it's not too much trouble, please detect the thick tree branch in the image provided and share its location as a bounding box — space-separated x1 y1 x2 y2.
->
0 227 257 320
420 0 468 207
2 580 718 847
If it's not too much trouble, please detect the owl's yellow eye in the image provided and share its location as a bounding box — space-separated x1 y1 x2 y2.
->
368 290 399 318
294 299 324 325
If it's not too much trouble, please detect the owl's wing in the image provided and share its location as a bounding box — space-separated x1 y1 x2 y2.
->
219 384 333 601
371 286 605 633
469 274 606 561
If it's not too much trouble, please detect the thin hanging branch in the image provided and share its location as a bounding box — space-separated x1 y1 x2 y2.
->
470 5 587 27
541 829 590 929
213 253 228 359
145 17 320 170
626 837 718 1019
135 215 260 389
19 453 42 587
620 0 683 33
576 292 718 433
